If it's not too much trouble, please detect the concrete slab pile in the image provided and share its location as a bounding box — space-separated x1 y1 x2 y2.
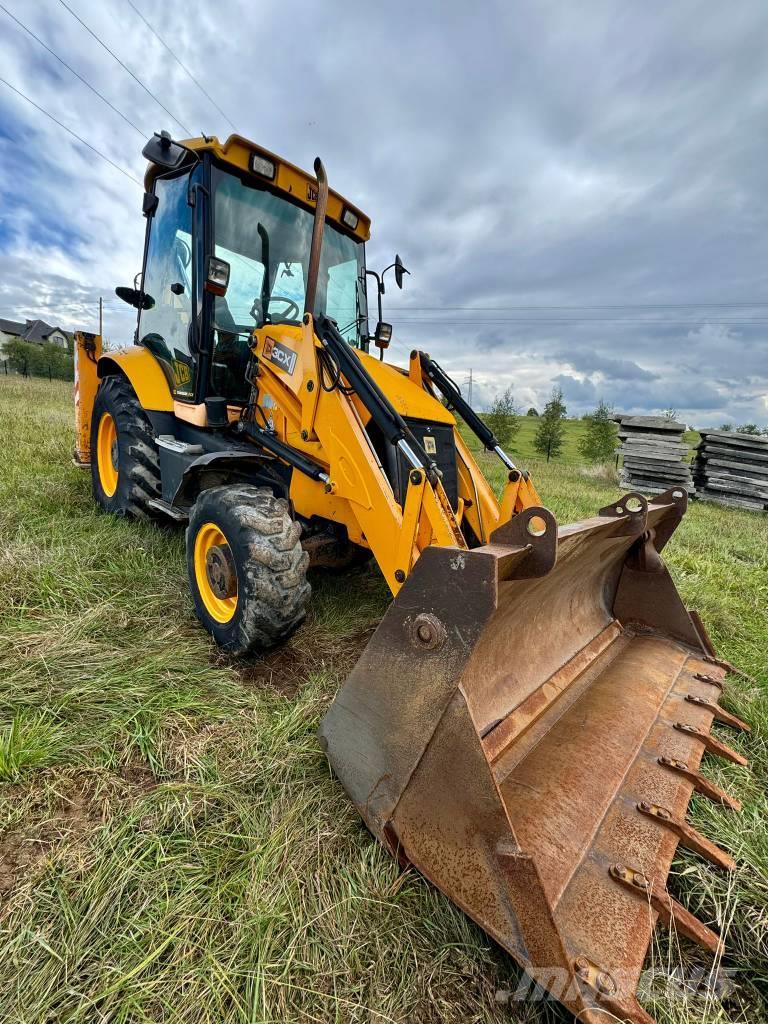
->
693 430 768 511
618 416 693 495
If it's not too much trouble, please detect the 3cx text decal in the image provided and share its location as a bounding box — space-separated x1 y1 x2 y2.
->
264 336 298 375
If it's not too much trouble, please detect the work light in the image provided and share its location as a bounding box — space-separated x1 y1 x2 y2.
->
205 256 230 296
251 153 276 179
374 321 392 348
342 208 359 230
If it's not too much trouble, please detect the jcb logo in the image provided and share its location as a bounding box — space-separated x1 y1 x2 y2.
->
172 360 192 387
264 336 298 375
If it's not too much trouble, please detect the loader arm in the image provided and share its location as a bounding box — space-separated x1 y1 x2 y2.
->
240 313 548 591
242 315 467 594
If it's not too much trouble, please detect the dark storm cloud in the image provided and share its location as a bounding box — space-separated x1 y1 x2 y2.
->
554 350 658 382
0 0 766 422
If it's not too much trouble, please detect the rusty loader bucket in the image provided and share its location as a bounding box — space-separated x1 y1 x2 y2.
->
319 489 749 1023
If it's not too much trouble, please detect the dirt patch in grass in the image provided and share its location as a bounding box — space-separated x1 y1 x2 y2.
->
229 644 315 696
221 624 377 696
0 763 158 899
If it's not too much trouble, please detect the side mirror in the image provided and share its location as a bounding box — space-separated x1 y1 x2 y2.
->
394 253 410 289
141 130 187 171
374 321 392 350
116 286 154 310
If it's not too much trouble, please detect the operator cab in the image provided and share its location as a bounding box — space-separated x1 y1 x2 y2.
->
209 165 367 402
118 133 370 408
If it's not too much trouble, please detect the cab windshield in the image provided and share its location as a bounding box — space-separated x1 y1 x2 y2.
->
212 166 367 345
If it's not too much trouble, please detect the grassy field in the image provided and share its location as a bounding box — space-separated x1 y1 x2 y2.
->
0 375 765 1024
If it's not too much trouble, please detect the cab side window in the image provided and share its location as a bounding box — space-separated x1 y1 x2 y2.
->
139 173 195 399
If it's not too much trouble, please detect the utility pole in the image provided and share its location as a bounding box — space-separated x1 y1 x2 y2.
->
462 369 474 407
99 296 103 339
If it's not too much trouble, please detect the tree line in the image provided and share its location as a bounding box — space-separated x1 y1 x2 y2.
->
3 339 74 380
485 385 618 463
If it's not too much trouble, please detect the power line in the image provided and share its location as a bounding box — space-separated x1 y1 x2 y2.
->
0 76 142 186
124 0 237 133
56 0 191 135
0 2 144 138
386 317 768 325
388 302 768 311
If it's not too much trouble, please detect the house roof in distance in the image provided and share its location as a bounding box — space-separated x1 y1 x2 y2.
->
0 317 76 343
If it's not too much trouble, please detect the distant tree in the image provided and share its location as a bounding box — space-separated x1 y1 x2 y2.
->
736 423 762 435
718 423 734 432
5 339 74 380
526 407 539 417
485 386 520 449
662 407 679 421
578 400 618 463
534 386 567 461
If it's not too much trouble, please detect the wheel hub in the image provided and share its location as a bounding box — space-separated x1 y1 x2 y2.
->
205 544 236 599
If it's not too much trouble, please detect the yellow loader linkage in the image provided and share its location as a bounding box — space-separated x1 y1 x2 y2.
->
74 131 750 1024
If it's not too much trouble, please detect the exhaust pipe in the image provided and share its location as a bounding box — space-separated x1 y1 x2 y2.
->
304 157 328 317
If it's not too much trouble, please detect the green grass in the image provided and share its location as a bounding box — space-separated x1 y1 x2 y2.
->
499 413 592 464
0 375 765 1023
469 414 700 466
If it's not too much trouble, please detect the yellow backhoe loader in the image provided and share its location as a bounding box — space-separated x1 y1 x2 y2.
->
74 131 750 1024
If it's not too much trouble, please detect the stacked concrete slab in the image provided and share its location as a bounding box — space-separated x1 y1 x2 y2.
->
618 416 693 495
693 431 768 511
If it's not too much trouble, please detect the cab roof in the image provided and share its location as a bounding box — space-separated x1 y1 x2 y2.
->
143 134 371 243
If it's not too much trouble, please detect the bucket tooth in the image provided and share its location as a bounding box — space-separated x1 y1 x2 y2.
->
673 722 748 766
636 802 736 871
573 957 657 1024
609 864 723 953
693 671 724 691
703 654 757 684
658 756 742 810
685 694 751 732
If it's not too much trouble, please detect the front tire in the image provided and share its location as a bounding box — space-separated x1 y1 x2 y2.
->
186 485 311 655
90 375 161 519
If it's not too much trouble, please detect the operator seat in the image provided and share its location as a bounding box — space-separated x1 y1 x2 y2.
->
212 295 251 402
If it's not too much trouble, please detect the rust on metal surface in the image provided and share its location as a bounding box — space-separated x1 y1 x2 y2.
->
694 671 724 691
636 801 736 870
703 653 757 684
320 487 750 1024
481 621 622 759
658 756 742 810
609 864 723 953
685 694 751 732
673 722 748 766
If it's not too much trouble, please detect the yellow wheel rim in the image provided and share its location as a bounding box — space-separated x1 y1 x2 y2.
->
194 522 238 623
96 412 119 497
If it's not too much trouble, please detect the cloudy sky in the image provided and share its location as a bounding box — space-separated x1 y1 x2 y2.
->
0 0 766 425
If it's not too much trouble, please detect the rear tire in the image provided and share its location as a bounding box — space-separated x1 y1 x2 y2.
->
90 375 161 519
186 485 311 655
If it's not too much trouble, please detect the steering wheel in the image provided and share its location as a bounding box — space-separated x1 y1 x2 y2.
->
268 296 300 321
